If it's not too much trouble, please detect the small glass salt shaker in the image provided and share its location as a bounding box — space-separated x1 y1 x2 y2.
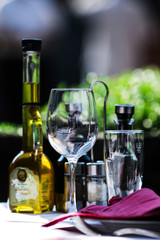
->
86 161 107 206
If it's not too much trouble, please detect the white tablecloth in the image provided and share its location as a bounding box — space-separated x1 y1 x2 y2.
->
0 203 154 240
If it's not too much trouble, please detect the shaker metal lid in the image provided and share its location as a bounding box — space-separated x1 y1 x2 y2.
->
87 161 105 176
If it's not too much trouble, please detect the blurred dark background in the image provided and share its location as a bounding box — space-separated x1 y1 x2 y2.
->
0 0 160 123
1 0 160 201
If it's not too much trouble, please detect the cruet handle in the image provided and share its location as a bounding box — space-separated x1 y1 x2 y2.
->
90 80 109 161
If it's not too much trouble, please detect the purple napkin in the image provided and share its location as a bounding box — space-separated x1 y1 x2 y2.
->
43 188 160 227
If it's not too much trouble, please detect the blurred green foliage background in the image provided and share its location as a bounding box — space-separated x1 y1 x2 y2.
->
1 66 160 137
42 66 160 137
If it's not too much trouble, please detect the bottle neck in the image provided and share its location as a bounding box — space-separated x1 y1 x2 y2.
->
114 118 134 153
22 50 40 104
22 50 43 152
114 118 134 130
22 105 43 152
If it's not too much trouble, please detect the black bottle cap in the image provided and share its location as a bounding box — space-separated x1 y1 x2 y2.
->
115 104 134 115
22 38 42 51
115 104 135 130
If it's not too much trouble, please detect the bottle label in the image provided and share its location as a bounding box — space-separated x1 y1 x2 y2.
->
10 167 39 204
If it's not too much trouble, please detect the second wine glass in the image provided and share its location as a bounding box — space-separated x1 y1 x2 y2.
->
47 88 98 212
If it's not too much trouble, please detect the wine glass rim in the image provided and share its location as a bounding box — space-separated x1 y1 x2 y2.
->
50 88 92 92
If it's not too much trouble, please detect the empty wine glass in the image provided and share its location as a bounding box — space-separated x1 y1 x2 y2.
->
47 88 98 212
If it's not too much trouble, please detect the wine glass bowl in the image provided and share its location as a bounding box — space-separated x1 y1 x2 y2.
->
47 88 98 212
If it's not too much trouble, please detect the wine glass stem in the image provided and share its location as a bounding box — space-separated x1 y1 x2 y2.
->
69 161 77 212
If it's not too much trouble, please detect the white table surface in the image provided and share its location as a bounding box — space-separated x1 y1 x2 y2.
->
0 203 156 240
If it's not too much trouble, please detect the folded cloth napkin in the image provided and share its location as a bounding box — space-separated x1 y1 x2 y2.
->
43 188 160 227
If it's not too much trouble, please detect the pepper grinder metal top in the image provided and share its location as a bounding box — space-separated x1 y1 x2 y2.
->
87 161 106 177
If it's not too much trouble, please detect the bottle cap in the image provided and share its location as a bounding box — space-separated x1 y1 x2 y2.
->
115 104 134 115
115 104 134 130
22 38 42 51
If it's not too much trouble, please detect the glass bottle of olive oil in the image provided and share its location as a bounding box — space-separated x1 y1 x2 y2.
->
9 39 54 213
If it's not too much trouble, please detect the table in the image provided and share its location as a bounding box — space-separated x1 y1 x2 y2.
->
0 203 156 240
